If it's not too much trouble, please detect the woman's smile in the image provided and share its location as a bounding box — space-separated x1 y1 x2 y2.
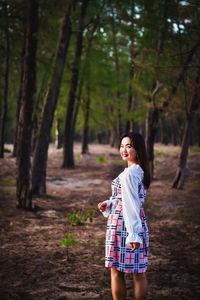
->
120 137 137 166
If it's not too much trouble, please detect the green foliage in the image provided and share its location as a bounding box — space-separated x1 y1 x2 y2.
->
66 209 95 226
97 156 106 164
190 147 200 153
76 154 81 160
154 150 169 157
2 0 200 145
59 234 80 249
3 148 11 153
154 159 159 166
0 179 16 186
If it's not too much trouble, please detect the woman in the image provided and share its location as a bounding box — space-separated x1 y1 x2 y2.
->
98 132 151 300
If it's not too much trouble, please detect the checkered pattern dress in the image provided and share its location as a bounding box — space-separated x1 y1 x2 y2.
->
105 176 149 273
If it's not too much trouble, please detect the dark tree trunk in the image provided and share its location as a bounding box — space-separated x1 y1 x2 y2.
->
62 0 89 168
125 2 136 134
145 106 160 177
55 118 63 149
13 29 26 157
145 81 163 177
32 74 46 152
32 7 71 194
82 83 90 154
16 0 38 209
0 3 9 158
126 41 134 133
173 67 200 189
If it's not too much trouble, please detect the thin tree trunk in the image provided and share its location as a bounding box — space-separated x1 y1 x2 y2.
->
32 7 71 194
82 83 90 154
55 118 63 149
32 74 46 152
0 3 9 158
62 0 89 168
13 28 26 157
145 81 163 177
173 67 200 189
16 0 38 209
126 1 135 133
111 19 122 139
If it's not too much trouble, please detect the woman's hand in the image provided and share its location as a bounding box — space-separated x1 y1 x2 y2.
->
98 202 107 213
130 242 140 251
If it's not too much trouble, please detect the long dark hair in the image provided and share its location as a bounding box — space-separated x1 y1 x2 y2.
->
119 132 151 189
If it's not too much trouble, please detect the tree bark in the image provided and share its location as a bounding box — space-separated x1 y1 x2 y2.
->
62 0 89 168
32 74 46 152
32 7 72 194
55 118 63 149
125 1 136 133
16 0 38 209
172 66 200 189
145 81 163 177
0 3 9 158
82 83 90 154
13 26 26 158
111 16 122 139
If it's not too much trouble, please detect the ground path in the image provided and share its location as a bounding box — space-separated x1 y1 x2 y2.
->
0 143 200 299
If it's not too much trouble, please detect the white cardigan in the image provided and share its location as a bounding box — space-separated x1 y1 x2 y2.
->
102 164 143 246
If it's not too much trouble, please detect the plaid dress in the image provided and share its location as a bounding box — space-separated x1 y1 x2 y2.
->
105 176 149 273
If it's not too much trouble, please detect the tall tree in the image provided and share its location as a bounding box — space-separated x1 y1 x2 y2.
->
16 0 38 209
62 0 89 168
32 5 72 194
0 2 10 158
172 64 200 189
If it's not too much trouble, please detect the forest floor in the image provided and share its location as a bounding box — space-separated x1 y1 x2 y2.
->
0 143 200 300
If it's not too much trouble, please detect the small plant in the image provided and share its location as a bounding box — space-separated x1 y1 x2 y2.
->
76 153 81 160
83 210 95 223
97 156 106 164
4 148 11 153
154 149 169 157
190 147 200 153
66 210 83 226
0 179 16 186
59 234 80 259
66 209 95 226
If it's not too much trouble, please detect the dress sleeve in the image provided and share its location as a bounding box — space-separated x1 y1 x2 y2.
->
101 197 113 218
119 166 143 245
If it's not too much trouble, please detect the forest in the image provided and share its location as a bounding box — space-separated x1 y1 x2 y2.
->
0 0 200 299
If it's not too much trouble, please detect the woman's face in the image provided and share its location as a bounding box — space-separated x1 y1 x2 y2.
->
120 137 137 166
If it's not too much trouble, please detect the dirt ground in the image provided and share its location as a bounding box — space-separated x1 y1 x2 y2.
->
0 143 200 300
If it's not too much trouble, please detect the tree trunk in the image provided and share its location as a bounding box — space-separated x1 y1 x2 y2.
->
55 118 63 149
126 41 134 133
82 83 90 154
32 74 46 152
145 106 159 178
173 67 200 189
0 3 9 158
62 0 89 168
32 7 71 194
125 2 136 133
145 80 163 178
16 0 38 209
13 28 26 158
